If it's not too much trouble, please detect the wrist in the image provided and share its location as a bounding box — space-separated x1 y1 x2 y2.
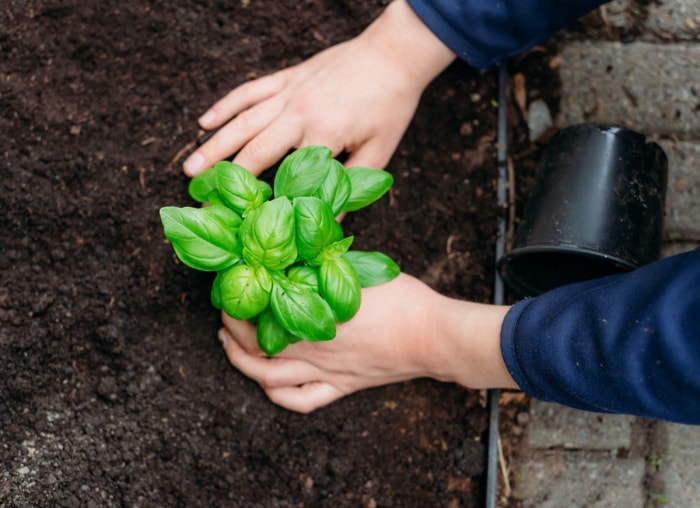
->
364 0 456 91
426 296 518 390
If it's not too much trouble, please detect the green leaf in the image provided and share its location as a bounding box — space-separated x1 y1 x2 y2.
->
312 236 354 265
257 179 273 201
188 166 219 203
215 161 265 215
343 167 393 212
206 190 225 207
342 250 400 288
160 206 240 272
315 159 351 216
240 197 297 271
274 146 333 198
319 257 361 323
286 265 319 292
205 204 243 230
293 196 343 261
211 271 223 310
219 264 271 320
270 277 336 341
256 308 294 356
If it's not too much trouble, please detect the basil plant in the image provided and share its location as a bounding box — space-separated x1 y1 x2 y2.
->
160 145 400 355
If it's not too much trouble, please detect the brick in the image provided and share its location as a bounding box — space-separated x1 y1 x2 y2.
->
658 140 700 241
648 423 700 507
646 0 700 41
528 400 635 450
661 241 699 258
558 41 700 136
513 451 646 507
596 0 700 41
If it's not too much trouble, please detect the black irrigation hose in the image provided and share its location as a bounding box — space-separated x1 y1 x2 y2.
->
485 62 509 508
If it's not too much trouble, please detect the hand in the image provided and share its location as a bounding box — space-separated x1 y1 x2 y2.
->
183 0 456 176
219 273 517 413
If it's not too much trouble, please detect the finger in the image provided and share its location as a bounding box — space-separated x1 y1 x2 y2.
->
199 72 287 130
220 314 259 353
221 313 326 365
265 382 345 414
184 98 285 176
231 116 303 175
220 328 322 387
343 136 397 170
298 130 347 161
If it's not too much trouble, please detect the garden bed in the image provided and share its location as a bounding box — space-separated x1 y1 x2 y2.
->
1 1 561 505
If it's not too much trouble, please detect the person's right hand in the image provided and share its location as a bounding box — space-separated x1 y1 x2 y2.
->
183 0 456 177
218 273 516 413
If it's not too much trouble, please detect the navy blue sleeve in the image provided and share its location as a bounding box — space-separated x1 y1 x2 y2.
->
501 248 700 425
406 0 608 70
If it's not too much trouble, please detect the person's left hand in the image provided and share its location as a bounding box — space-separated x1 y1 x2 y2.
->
182 0 456 177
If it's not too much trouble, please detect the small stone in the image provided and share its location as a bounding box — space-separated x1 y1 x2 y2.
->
516 411 531 426
675 178 689 192
527 99 553 142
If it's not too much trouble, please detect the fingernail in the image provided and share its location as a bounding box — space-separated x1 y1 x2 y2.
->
218 329 228 348
183 152 204 175
198 110 216 127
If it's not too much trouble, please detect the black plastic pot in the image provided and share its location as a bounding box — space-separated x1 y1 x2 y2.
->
498 123 668 297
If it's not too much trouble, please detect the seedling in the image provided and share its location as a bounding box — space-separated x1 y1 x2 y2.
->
160 146 400 355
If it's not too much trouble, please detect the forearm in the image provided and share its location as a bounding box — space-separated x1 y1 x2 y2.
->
502 248 700 424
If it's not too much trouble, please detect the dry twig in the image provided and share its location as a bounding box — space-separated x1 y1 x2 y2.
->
166 129 207 171
497 435 512 498
506 156 516 251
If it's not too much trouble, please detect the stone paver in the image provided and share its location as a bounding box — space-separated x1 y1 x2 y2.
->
528 400 635 450
647 0 700 41
514 451 646 508
661 241 699 258
603 0 700 41
658 140 700 240
647 423 700 507
558 42 700 135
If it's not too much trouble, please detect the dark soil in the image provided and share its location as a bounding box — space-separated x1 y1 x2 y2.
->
1 1 559 506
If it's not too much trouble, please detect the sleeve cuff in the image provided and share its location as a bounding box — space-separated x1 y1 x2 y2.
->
500 298 547 399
